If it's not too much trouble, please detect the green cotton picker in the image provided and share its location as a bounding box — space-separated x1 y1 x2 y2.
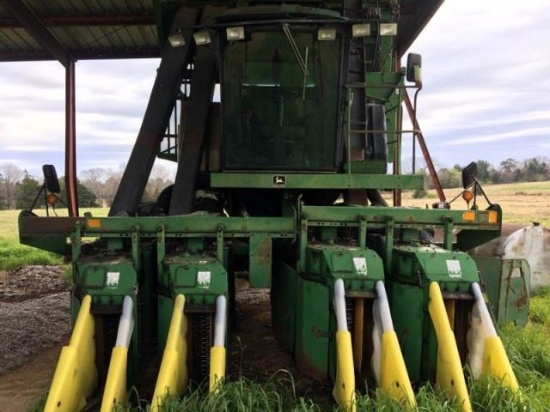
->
18 1 527 411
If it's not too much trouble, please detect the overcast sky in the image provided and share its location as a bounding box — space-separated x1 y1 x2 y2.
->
0 0 548 179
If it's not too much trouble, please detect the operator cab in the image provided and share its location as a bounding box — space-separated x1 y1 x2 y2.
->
217 6 344 171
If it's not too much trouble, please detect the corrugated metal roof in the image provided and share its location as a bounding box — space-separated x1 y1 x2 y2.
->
0 0 442 63
397 0 443 56
0 0 159 62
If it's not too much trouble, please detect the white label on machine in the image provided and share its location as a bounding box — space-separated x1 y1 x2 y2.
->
197 271 211 289
446 260 462 279
353 257 368 276
106 272 120 289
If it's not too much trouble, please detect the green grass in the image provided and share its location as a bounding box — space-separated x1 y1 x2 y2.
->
529 287 550 326
0 208 22 242
0 208 62 269
468 375 534 411
23 321 550 412
153 375 321 412
0 207 109 270
108 370 545 412
24 393 47 412
0 238 61 270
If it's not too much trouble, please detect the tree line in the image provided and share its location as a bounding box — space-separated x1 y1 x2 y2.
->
0 157 548 210
0 163 173 210
416 156 549 191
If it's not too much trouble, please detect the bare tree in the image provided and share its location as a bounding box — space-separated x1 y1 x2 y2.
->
0 172 6 209
143 164 173 202
0 163 24 209
81 167 108 206
103 169 123 207
79 163 174 208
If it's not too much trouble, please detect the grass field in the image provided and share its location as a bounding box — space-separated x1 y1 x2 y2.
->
0 207 109 270
2 183 550 410
399 181 550 227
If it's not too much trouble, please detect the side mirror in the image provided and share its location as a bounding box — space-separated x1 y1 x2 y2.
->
462 162 478 189
42 164 61 194
406 53 422 83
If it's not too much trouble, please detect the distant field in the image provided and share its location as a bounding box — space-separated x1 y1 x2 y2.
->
0 207 109 241
0 182 548 269
399 181 550 227
0 207 109 270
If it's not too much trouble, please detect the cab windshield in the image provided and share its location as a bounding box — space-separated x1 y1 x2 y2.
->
221 25 341 170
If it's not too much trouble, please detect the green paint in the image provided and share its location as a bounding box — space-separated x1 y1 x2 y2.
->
295 278 330 380
388 282 425 380
292 244 384 380
16 0 522 402
475 257 530 326
388 247 481 382
249 233 272 288
211 172 424 190
271 259 298 353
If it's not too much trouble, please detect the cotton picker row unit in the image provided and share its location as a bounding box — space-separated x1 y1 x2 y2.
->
19 1 529 411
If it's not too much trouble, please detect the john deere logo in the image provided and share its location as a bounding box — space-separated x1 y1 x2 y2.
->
273 175 286 187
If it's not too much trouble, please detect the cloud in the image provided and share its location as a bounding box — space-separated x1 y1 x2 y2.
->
0 58 160 176
403 0 550 166
1 0 549 178
0 62 65 89
442 126 550 146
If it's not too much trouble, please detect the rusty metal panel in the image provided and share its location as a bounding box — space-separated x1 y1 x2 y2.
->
19 215 84 235
249 233 272 288
499 259 530 325
475 257 530 326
